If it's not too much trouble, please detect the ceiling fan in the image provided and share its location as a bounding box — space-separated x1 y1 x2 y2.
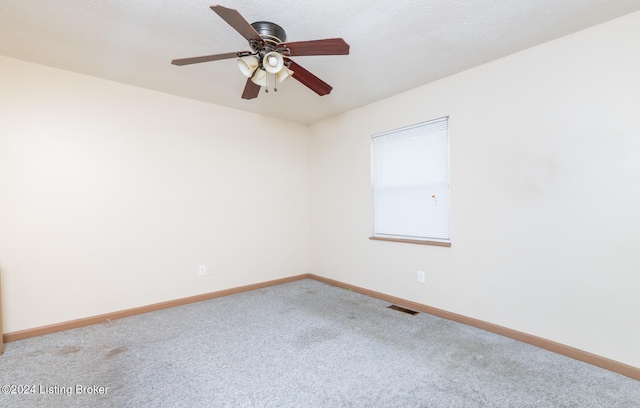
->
171 5 350 100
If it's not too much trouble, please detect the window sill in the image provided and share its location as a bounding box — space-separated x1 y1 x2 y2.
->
369 236 451 247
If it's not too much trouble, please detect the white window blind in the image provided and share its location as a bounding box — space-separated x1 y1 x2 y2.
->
372 117 450 242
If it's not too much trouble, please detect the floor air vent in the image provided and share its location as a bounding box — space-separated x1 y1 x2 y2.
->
387 305 419 315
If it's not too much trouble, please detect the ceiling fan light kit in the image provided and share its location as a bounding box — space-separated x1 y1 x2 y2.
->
171 5 350 99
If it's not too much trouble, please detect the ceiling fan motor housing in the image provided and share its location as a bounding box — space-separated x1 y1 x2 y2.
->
251 21 287 47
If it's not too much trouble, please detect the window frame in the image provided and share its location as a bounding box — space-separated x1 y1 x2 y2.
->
369 116 451 247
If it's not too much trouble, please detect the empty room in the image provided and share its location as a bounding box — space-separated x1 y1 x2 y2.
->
1 1 639 406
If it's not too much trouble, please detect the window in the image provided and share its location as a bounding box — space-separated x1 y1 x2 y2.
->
371 117 450 246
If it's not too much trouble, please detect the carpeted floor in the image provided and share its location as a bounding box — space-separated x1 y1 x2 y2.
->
1 278 639 407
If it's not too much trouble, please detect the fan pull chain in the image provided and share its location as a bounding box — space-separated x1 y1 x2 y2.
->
274 73 278 92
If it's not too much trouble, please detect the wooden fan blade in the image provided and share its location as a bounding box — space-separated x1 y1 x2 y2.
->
279 38 350 56
171 52 240 66
286 59 333 96
211 5 264 43
242 78 261 100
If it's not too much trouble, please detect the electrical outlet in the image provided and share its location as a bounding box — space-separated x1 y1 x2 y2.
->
416 271 425 284
198 265 207 276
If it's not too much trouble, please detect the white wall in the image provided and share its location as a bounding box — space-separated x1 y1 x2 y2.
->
0 56 309 333
309 11 640 368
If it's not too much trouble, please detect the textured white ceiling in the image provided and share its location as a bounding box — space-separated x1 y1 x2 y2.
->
2 0 640 125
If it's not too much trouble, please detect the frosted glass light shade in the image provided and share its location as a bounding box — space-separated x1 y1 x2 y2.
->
263 51 284 74
251 68 268 86
276 67 293 83
237 56 260 77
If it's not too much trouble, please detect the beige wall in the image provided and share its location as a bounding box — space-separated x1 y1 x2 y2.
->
309 11 640 368
0 56 309 333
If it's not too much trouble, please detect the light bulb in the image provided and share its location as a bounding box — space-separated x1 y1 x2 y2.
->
267 56 278 67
